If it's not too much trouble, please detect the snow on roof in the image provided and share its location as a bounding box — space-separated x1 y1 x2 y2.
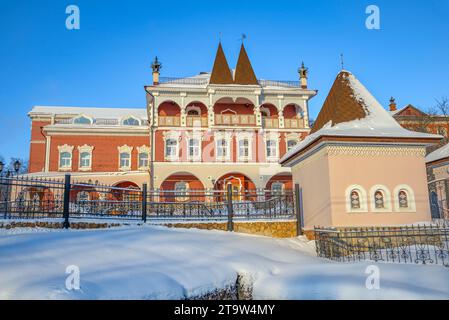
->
426 143 449 163
280 70 441 164
29 106 148 119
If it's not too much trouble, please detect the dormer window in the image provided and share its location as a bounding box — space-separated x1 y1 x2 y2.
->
73 115 93 125
122 116 141 126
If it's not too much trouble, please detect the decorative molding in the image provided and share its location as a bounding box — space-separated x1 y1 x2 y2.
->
327 145 426 157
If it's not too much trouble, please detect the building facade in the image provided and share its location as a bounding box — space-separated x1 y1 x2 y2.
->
28 43 317 194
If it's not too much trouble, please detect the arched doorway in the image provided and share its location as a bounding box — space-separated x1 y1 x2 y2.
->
160 172 205 202
214 173 256 201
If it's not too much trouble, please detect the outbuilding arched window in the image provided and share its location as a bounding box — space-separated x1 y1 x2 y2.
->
345 185 368 213
398 190 408 208
374 190 385 209
350 190 361 209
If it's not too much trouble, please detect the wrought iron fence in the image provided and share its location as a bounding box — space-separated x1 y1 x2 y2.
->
314 225 449 266
0 174 298 228
0 175 65 219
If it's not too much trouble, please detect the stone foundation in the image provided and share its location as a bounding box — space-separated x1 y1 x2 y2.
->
0 221 125 230
163 220 298 238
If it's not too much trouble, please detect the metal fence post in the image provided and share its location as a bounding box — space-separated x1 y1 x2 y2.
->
295 183 303 236
226 183 234 231
142 183 147 223
63 174 71 229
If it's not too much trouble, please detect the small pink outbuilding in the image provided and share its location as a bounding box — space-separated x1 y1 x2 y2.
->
280 70 441 230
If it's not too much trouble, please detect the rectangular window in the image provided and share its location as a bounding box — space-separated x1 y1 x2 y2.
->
165 139 178 158
266 140 277 158
239 139 249 158
79 152 91 168
120 152 130 168
139 152 149 168
217 139 228 158
188 139 200 159
59 152 71 168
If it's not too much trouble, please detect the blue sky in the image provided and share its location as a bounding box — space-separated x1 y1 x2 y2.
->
0 0 448 161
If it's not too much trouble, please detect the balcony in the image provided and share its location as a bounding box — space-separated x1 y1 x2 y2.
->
215 114 256 126
158 116 180 127
186 116 208 127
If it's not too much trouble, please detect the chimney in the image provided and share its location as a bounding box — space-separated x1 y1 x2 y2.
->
298 62 308 89
151 56 162 85
389 97 397 112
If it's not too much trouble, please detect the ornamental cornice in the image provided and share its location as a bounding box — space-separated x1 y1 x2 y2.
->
326 145 426 157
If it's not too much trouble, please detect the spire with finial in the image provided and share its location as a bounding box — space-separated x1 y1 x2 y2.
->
298 61 308 89
151 56 162 85
389 97 397 112
340 53 344 70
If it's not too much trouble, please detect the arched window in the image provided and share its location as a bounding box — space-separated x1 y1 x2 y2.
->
374 190 385 209
59 152 71 168
345 185 368 213
73 115 92 125
122 117 140 126
369 185 392 211
398 190 408 208
350 190 361 209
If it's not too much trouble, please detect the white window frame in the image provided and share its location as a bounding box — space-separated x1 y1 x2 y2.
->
163 132 181 161
58 144 74 171
117 145 133 171
285 133 300 152
137 145 150 170
214 132 232 161
345 184 368 213
187 137 201 161
264 132 280 162
393 184 416 212
77 145 94 171
369 185 392 212
236 131 253 162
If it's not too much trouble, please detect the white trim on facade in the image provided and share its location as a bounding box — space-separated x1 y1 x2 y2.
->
57 144 74 171
117 145 133 171
393 184 416 212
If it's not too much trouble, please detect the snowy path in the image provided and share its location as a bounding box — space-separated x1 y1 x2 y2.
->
0 225 448 299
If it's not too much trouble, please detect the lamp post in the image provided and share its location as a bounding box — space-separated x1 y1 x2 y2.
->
13 160 21 176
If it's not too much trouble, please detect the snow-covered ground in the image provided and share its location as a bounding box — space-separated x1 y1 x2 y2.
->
0 225 449 300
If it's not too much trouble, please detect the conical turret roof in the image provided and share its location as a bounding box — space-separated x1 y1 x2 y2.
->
209 42 234 85
234 44 258 85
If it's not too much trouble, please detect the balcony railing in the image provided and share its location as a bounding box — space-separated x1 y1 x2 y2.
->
284 118 304 129
186 116 208 127
215 114 256 126
262 118 279 129
158 116 180 127
159 77 209 86
157 77 302 88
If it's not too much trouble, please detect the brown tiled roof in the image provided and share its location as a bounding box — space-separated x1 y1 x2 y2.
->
209 43 234 84
234 44 258 85
311 71 367 133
